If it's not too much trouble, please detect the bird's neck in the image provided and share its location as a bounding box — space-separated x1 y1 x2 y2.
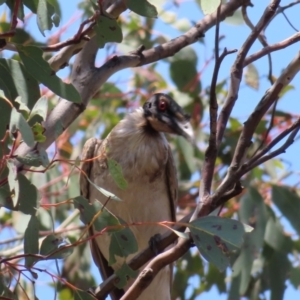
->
107 108 169 180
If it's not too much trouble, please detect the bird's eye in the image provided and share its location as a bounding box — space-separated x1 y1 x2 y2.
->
158 100 168 111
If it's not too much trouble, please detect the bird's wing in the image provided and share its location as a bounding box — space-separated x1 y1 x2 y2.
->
80 137 124 300
165 144 178 222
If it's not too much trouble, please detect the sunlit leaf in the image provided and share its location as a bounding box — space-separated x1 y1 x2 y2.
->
189 216 251 271
198 0 221 15
32 122 47 143
94 14 123 49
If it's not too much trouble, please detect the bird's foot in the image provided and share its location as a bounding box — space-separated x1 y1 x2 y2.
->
149 233 162 255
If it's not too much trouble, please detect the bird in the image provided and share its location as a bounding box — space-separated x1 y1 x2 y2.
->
80 93 194 300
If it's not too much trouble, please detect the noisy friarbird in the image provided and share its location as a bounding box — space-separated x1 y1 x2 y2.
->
80 93 194 300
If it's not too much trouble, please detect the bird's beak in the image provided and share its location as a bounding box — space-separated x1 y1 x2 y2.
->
174 118 195 145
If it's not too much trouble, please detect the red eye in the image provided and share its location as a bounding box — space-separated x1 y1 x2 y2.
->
158 100 167 111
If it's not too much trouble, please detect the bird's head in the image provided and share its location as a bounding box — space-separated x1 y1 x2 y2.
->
143 93 194 143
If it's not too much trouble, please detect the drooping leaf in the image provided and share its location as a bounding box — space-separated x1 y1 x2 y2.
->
0 58 40 109
272 185 300 236
177 136 196 173
127 0 158 18
239 187 268 251
264 216 292 252
267 251 290 300
16 45 81 103
107 158 128 190
24 215 39 267
94 14 123 48
18 173 39 215
84 174 122 201
37 0 60 36
189 216 252 271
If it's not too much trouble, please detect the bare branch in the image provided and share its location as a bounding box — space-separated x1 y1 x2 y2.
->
121 238 192 300
216 0 280 147
215 50 300 200
244 32 300 66
245 117 300 171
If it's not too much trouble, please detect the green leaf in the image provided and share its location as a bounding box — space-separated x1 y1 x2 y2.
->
108 222 138 265
15 96 30 116
0 184 14 210
198 0 221 15
32 122 47 143
17 174 39 215
272 185 300 236
127 0 158 18
94 14 123 48
264 217 292 252
177 136 196 173
40 234 73 259
37 0 60 36
170 47 200 96
189 216 250 271
0 58 40 109
16 45 81 103
107 158 128 190
28 96 48 122
290 267 300 289
16 147 49 168
239 187 268 250
9 107 35 147
244 63 259 90
114 263 139 289
24 215 39 267
267 251 290 300
225 9 244 25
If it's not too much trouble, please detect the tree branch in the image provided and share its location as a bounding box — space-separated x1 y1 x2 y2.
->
216 0 280 147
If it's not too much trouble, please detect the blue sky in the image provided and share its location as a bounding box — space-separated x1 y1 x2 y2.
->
1 0 300 299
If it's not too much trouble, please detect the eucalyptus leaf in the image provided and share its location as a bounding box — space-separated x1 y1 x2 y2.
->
24 215 39 267
16 45 81 103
